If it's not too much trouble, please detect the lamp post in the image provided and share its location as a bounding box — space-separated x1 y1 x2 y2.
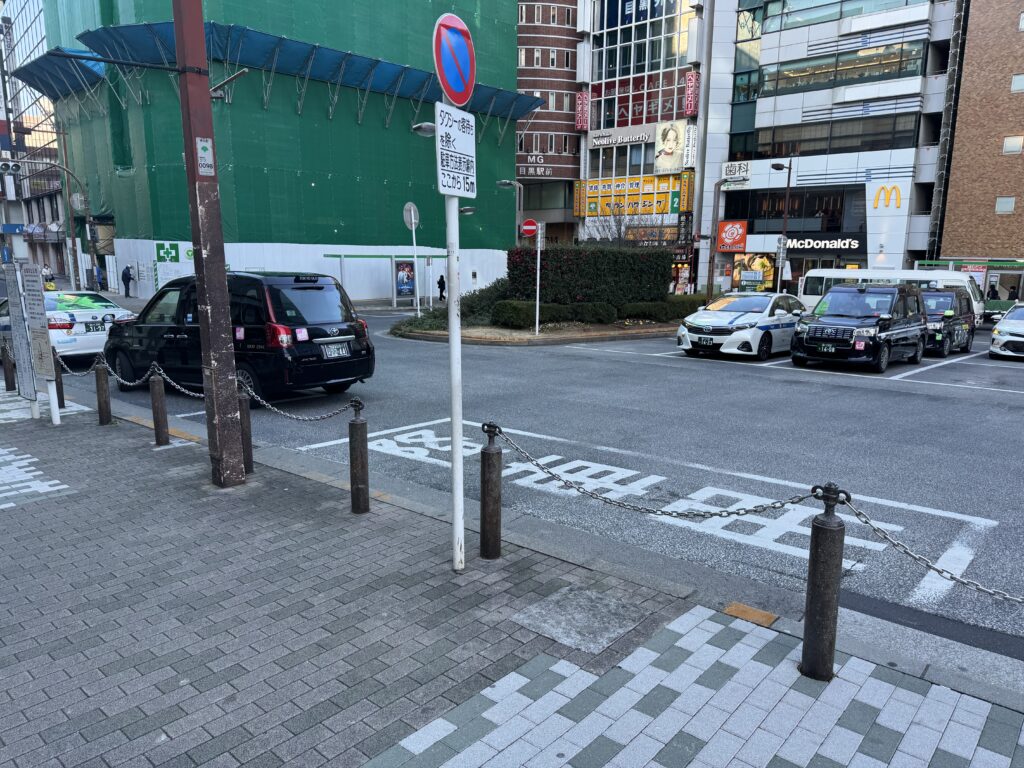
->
496 179 522 246
704 177 727 300
771 159 793 294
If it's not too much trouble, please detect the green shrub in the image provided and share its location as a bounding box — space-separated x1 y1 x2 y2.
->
491 300 572 329
460 277 510 325
667 294 711 318
619 302 675 322
569 302 617 324
390 308 449 335
507 245 673 306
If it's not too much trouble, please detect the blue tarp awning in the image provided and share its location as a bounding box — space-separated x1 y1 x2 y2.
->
15 21 541 121
10 48 105 101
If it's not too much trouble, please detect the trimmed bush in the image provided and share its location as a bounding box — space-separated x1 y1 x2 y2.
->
667 294 711 317
570 302 617 324
459 277 511 324
619 302 676 322
507 245 673 306
491 300 571 329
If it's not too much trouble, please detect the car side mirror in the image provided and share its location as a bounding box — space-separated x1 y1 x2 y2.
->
793 309 804 317
697 305 706 312
879 313 893 322
992 314 1004 322
774 309 787 317
943 309 955 317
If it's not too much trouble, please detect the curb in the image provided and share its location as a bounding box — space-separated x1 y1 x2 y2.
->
393 328 677 346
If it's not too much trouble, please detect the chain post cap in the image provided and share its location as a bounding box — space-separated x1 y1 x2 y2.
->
481 421 501 446
349 397 364 416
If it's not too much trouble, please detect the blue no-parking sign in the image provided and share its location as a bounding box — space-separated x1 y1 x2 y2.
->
433 14 476 108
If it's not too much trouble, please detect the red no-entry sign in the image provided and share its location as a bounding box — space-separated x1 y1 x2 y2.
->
521 219 538 238
433 14 476 108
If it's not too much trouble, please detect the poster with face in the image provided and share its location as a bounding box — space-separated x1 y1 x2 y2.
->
654 121 685 175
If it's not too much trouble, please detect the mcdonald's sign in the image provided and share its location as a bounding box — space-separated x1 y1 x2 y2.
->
873 185 902 209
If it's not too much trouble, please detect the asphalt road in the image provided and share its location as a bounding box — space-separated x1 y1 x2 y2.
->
62 312 1024 651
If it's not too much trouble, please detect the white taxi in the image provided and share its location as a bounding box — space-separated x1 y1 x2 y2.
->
989 303 1024 360
676 292 804 360
0 291 135 359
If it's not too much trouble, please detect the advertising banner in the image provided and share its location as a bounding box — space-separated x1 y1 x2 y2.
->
20 264 55 380
682 123 698 169
654 121 686 175
575 91 590 131
679 170 694 212
734 253 776 292
395 260 415 297
717 221 748 252
584 175 680 217
683 71 700 117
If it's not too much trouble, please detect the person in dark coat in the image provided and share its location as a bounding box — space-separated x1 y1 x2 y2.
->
121 265 132 298
987 284 1000 300
437 274 446 302
1010 285 1019 302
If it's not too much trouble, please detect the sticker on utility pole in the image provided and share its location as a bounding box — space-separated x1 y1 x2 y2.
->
196 138 216 177
435 101 476 199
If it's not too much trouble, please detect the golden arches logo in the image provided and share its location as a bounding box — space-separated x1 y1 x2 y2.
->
874 185 902 209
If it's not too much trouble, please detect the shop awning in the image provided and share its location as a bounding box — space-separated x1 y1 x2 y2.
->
10 48 105 101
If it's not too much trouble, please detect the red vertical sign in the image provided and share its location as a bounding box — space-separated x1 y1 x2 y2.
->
683 70 700 118
575 92 590 130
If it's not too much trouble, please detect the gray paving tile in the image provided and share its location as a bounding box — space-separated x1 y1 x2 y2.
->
838 701 882 736
634 685 679 719
694 662 738 691
521 671 567 701
707 627 746 651
927 749 970 768
558 690 607 724
791 675 828 700
858 723 905 764
650 647 693 674
567 735 623 768
654 730 705 767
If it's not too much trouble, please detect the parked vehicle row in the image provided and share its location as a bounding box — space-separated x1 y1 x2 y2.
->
989 304 1024 360
676 284 994 374
0 291 136 358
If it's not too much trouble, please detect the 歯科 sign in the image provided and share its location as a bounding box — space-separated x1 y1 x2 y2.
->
433 14 476 108
435 101 477 198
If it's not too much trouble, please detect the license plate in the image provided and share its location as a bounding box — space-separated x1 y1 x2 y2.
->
321 343 351 359
820 343 836 353
697 336 714 346
85 322 105 333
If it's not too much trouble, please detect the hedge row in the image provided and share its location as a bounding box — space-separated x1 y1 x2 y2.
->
491 301 617 329
507 245 674 306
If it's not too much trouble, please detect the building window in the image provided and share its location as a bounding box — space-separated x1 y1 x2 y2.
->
533 49 541 66
519 4 527 23
1003 136 1024 154
562 92 571 111
532 133 540 152
564 50 572 69
548 134 556 153
549 48 557 67
535 4 542 23
996 196 1016 214
739 113 918 160
49 195 59 220
563 135 570 153
548 91 557 110
1019 11 1024 30
518 48 526 67
518 133 525 152
566 7 574 26
763 0 928 34
760 41 925 97
551 5 557 23
725 184 867 234
1013 74 1024 92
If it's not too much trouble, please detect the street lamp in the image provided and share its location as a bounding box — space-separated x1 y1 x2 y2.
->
771 159 793 294
412 122 436 137
496 179 523 246
459 207 476 216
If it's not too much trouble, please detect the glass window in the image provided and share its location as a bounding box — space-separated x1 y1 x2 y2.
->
1003 136 1024 154
534 48 541 66
563 92 571 111
649 37 662 69
549 49 557 67
732 102 757 132
729 132 756 161
551 5 557 23
784 2 840 28
995 196 1016 214
634 41 647 73
628 144 643 175
615 145 628 176
737 8 763 41
548 134 555 153
140 288 182 325
519 5 527 23
590 148 601 176
518 48 526 67
1019 10 1024 29
270 283 355 325
733 71 761 102
563 135 570 153
605 47 617 78
774 121 828 156
548 92 556 110
567 7 574 25
1012 74 1024 92
735 40 761 73
535 4 543 22
619 44 631 75
643 143 656 174
518 133 525 152
601 147 614 177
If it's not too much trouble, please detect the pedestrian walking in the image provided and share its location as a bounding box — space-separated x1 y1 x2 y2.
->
437 274 446 302
41 263 53 282
121 265 133 298
987 284 999 300
1010 285 1019 302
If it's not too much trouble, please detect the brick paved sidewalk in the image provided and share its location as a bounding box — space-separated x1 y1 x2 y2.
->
1 393 1022 768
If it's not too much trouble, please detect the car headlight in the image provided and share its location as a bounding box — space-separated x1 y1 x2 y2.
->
992 327 1003 336
853 327 878 337
796 322 809 334
927 322 942 331
732 323 757 332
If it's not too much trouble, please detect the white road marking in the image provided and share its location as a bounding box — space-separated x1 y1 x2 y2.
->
960 360 1024 370
176 410 207 418
296 417 451 451
759 358 792 366
907 525 985 606
153 439 197 452
888 351 985 380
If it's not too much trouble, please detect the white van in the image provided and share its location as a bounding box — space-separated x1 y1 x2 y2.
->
798 269 985 322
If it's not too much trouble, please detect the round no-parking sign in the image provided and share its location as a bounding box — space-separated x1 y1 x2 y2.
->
433 14 476 108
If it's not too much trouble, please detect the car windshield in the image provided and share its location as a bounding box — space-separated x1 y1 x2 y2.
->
923 295 953 313
814 291 894 317
705 295 770 313
269 282 355 325
44 292 120 312
1003 307 1024 322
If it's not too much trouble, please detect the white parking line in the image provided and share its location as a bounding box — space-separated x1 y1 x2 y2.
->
296 417 450 451
176 410 207 418
888 352 985 380
960 360 1024 370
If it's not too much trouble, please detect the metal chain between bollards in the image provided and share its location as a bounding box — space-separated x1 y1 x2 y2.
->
238 381 356 421
150 364 206 400
57 354 103 378
99 354 155 388
495 427 814 519
842 498 1024 605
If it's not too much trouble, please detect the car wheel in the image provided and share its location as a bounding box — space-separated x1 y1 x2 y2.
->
115 351 138 392
791 356 809 367
908 337 925 365
756 333 772 361
236 364 264 406
323 382 352 395
873 343 891 373
683 348 701 357
939 334 951 358
961 331 974 353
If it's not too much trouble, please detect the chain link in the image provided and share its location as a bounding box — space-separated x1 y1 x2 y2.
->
495 429 814 519
842 499 1024 605
238 381 355 421
56 354 102 378
99 354 155 388
149 364 206 399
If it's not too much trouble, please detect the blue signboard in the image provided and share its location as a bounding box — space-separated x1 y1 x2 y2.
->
396 260 416 298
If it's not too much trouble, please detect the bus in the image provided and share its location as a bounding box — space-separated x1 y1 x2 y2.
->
798 269 985 321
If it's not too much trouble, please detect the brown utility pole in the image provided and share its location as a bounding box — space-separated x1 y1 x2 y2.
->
172 0 245 488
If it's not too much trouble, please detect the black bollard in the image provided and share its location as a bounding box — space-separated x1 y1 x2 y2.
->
800 482 848 681
52 349 66 409
349 398 370 514
95 365 112 426
149 375 170 446
2 344 14 391
238 392 254 475
480 422 503 559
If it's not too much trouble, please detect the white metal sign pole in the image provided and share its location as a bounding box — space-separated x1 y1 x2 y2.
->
412 222 421 318
445 193 465 571
534 231 541 336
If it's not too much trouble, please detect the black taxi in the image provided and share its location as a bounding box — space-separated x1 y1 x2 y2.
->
104 272 375 399
791 284 926 373
922 287 976 356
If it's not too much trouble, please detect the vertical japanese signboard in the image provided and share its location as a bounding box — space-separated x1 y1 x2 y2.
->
575 91 590 130
683 71 700 117
20 264 55 380
435 101 477 198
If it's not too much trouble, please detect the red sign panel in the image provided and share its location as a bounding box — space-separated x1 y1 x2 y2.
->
521 219 539 237
575 92 590 130
717 221 748 252
683 71 700 118
433 14 476 107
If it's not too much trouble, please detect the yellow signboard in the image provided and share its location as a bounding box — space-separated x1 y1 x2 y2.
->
680 171 694 213
585 175 681 218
